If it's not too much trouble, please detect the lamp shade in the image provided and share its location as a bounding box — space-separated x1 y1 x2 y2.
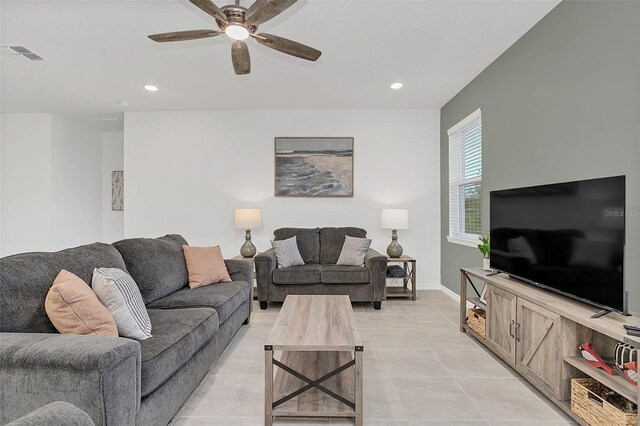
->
234 208 262 229
381 209 409 230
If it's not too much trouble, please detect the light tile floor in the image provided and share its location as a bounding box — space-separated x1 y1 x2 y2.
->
175 290 576 425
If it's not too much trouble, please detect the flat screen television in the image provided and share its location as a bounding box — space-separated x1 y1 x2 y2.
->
490 175 626 314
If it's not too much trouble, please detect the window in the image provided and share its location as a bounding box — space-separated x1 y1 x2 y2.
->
447 109 482 247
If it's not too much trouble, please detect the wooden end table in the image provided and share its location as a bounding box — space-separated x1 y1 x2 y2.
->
384 255 416 301
264 295 363 425
232 254 258 299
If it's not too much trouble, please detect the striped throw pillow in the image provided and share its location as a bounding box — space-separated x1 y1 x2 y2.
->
92 267 152 340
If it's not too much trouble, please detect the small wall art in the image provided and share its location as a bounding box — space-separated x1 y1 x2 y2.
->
112 171 124 211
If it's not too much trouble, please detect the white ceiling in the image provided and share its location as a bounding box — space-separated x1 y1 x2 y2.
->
1 0 559 130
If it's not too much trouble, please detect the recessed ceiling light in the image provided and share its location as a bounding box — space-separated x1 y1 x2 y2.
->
390 82 403 90
118 101 130 107
144 84 158 92
225 24 250 41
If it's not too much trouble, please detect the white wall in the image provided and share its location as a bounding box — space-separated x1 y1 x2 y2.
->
102 131 124 243
1 113 53 255
51 115 103 250
1 113 105 256
125 109 441 288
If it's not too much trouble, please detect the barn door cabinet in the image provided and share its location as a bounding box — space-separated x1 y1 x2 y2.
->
459 268 640 426
485 285 562 398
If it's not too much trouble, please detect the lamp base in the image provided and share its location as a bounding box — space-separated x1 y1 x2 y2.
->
240 230 257 258
386 229 403 258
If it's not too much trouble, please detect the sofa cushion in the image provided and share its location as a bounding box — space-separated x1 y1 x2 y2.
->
113 234 189 304
0 243 128 333
146 281 250 325
272 265 322 285
5 401 96 426
140 308 218 396
274 228 320 264
320 265 370 284
320 227 367 264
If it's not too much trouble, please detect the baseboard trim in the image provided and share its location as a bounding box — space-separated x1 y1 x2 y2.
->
439 284 475 309
439 284 460 302
416 282 442 290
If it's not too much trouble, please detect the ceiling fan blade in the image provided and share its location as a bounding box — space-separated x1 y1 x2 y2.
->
232 41 251 75
148 30 221 43
189 0 227 22
245 0 297 26
253 33 321 61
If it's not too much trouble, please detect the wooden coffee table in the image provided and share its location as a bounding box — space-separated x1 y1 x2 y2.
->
264 295 363 425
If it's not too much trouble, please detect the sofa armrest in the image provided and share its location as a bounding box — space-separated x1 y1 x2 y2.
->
0 333 140 426
5 401 95 426
224 259 253 284
365 248 387 302
255 248 277 302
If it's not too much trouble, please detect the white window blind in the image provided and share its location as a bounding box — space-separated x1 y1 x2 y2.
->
448 109 482 246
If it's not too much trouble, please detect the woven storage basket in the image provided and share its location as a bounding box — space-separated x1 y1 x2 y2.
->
467 308 486 339
571 378 637 426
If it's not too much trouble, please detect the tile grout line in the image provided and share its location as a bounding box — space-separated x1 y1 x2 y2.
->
433 349 491 425
379 349 411 423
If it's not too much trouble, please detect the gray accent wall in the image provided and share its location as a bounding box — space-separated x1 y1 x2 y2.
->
440 2 640 309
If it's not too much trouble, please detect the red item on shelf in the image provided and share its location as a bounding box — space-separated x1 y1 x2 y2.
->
579 342 616 375
621 361 638 386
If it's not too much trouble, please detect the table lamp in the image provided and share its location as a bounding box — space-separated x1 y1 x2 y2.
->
234 208 262 257
381 209 409 258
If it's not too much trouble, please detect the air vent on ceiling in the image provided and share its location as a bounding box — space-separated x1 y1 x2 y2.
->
1 45 45 61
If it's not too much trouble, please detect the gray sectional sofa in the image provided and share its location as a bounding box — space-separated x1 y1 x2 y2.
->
255 227 387 309
0 234 253 426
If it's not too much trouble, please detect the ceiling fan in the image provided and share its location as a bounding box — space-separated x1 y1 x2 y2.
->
148 0 321 75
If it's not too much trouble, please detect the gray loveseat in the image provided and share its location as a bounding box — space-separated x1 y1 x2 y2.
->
0 234 253 426
255 227 387 310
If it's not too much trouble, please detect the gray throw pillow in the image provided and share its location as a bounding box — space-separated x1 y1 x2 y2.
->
336 235 372 267
271 236 305 268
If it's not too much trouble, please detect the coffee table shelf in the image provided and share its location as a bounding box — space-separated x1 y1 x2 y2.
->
272 351 356 418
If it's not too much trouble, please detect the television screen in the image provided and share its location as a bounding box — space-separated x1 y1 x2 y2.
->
490 176 626 313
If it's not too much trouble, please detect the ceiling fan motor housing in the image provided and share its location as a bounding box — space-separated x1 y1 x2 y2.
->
218 6 256 34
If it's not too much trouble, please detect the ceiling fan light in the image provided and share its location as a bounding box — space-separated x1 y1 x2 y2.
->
225 25 250 41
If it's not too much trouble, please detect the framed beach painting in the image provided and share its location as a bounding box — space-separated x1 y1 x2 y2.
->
274 137 354 197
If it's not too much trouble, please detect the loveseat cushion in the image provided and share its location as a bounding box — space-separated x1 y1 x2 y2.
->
113 234 189 304
272 265 321 285
320 265 370 284
320 227 367 264
274 228 320 264
0 243 128 333
146 281 250 325
140 308 218 396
